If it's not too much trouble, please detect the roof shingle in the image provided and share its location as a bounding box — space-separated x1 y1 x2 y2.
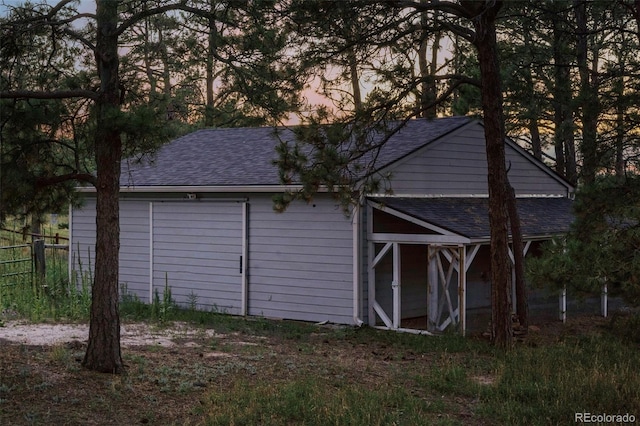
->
120 116 473 187
370 196 574 239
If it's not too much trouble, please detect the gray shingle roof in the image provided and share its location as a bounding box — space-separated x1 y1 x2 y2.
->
370 196 574 239
120 116 473 187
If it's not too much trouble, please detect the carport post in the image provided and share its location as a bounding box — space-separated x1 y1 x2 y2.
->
367 204 375 326
601 284 608 318
427 246 439 331
459 246 466 336
392 242 401 329
559 287 567 323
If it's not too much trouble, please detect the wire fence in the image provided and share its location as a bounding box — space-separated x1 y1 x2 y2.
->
0 244 33 287
0 240 69 289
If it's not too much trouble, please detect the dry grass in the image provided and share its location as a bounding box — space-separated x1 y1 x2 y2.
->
0 322 456 425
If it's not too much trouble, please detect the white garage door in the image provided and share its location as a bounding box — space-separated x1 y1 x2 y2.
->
152 201 244 314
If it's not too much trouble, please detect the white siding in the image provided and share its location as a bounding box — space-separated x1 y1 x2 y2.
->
70 199 96 287
72 194 356 324
120 201 150 297
152 201 243 313
247 195 355 324
384 124 569 196
70 198 150 297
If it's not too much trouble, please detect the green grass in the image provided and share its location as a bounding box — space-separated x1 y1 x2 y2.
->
477 334 640 424
1 216 79 321
187 321 640 426
0 244 31 290
200 378 443 426
0 240 90 322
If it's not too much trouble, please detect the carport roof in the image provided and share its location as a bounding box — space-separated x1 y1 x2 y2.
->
369 196 574 240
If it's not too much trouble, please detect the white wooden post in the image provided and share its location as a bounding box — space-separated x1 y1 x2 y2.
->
440 249 456 329
370 242 393 328
427 246 439 331
559 242 567 323
392 243 401 329
459 246 466 336
601 283 608 318
367 204 375 326
352 203 362 325
559 287 567 323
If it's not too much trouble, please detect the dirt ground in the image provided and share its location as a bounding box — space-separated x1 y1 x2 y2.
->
0 320 219 347
0 320 304 425
0 314 615 425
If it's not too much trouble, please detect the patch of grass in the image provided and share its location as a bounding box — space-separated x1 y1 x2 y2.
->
475 334 640 424
49 345 70 363
0 243 90 322
119 292 150 320
349 325 495 356
609 310 640 343
120 280 183 324
201 377 445 426
119 287 323 341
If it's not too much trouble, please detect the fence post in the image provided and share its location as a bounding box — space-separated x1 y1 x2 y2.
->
33 239 46 281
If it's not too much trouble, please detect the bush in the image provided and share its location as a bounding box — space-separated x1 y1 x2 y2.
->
609 310 640 344
527 175 640 307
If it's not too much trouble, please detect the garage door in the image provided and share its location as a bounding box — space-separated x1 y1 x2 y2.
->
152 201 244 314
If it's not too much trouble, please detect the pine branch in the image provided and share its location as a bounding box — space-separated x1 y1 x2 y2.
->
35 172 96 189
386 0 474 19
0 90 98 101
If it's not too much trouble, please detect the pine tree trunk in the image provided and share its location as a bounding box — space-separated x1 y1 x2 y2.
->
522 17 543 160
551 7 577 184
507 184 528 330
614 74 625 178
348 47 363 112
417 6 438 118
464 0 513 348
528 118 543 161
205 11 216 127
575 0 599 185
82 0 124 374
634 1 640 45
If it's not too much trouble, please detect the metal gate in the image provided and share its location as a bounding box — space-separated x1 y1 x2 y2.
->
0 244 33 287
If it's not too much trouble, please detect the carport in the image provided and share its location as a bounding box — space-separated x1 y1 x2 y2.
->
366 196 576 335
